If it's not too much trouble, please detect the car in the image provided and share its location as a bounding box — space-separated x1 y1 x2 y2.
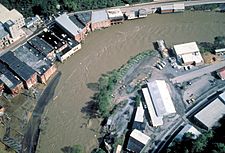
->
161 61 166 66
187 81 192 85
156 63 163 70
158 62 165 68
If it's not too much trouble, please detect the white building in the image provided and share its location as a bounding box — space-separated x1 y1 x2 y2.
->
175 124 201 141
174 42 204 65
194 98 225 129
127 129 150 153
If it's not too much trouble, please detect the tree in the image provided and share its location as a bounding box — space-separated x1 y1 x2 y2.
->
211 143 225 153
61 145 84 153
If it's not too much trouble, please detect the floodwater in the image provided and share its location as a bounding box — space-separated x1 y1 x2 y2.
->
37 12 225 153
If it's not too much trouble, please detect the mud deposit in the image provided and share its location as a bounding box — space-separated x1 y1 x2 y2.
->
37 12 225 153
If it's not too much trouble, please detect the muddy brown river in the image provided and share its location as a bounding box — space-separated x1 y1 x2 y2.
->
37 11 225 153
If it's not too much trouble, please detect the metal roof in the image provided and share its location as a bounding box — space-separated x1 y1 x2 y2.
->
55 13 82 36
107 9 123 19
195 98 225 129
69 15 85 29
92 10 109 23
174 42 200 55
161 4 174 10
75 11 92 25
130 129 150 145
147 80 176 117
134 104 144 123
181 52 203 64
215 48 225 53
173 3 185 10
0 51 36 81
142 88 163 127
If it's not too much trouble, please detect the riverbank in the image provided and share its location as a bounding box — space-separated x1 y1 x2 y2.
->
37 11 225 153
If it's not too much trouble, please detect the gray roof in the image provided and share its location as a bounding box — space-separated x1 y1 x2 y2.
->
55 13 82 36
92 10 109 23
0 22 9 39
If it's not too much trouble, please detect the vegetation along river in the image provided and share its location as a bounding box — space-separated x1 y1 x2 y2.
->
37 11 225 153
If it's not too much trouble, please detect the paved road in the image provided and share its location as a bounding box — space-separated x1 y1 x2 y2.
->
171 61 225 84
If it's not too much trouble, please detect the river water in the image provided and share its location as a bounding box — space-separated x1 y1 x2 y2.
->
37 12 225 153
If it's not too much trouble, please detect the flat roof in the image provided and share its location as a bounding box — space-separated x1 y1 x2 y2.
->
107 9 123 19
173 3 185 10
181 52 203 64
92 10 109 23
215 48 225 53
28 36 54 55
161 4 174 10
174 42 200 55
0 4 23 23
69 15 85 29
134 104 144 123
0 62 22 89
130 129 150 145
195 98 225 129
147 80 176 117
142 88 163 127
75 11 92 25
0 51 36 81
55 13 82 36
14 43 53 75
175 124 201 140
219 92 225 103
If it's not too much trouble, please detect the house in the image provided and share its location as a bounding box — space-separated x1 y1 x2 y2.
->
0 62 23 95
160 4 174 14
25 15 41 28
217 67 225 80
127 129 150 153
91 10 111 31
14 43 57 84
174 42 204 65
55 13 86 42
194 97 225 130
0 51 37 89
138 9 147 18
106 9 124 24
28 36 56 61
215 48 225 56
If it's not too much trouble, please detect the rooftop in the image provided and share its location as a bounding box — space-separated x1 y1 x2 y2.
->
219 92 225 103
28 36 54 55
0 51 36 81
75 11 92 25
106 9 123 19
147 80 176 117
175 124 201 140
69 15 85 29
173 3 185 10
92 10 109 23
0 22 9 39
134 104 144 123
142 88 163 127
217 67 225 80
130 129 150 145
0 62 22 89
174 42 200 55
194 98 225 129
181 52 203 64
215 48 225 53
161 4 174 10
14 43 53 75
0 4 24 23
55 13 82 36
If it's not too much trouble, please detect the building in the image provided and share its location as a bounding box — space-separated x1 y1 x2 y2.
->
55 13 85 42
194 97 225 130
173 3 185 12
142 88 163 127
147 80 176 116
175 124 201 141
133 104 145 130
39 29 68 53
217 67 225 80
219 92 225 103
127 129 150 153
25 15 42 28
0 4 25 49
215 48 225 56
0 62 23 95
75 11 92 32
14 43 57 84
28 36 56 61
56 40 81 62
138 9 147 18
91 10 111 31
125 10 138 20
174 42 204 65
0 79 3 95
106 9 124 24
0 51 37 89
160 4 174 14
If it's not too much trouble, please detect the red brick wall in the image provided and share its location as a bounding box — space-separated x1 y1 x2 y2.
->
91 20 111 31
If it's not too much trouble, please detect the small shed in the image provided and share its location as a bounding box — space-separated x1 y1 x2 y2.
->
138 9 147 18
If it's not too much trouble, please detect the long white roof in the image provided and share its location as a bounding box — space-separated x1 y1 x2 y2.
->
195 98 225 129
130 129 150 145
142 88 163 127
174 42 200 55
147 80 176 117
55 13 81 36
134 104 144 123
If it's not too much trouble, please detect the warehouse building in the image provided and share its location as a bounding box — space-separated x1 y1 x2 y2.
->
0 51 37 89
174 42 204 65
127 129 150 153
14 43 57 84
28 36 56 61
106 9 124 24
0 63 23 95
160 3 185 14
133 104 145 130
55 13 86 42
91 10 111 31
194 97 225 130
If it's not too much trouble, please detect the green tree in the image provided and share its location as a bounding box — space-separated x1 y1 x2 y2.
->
211 143 225 153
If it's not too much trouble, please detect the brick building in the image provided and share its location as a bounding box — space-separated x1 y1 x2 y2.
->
91 10 111 31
